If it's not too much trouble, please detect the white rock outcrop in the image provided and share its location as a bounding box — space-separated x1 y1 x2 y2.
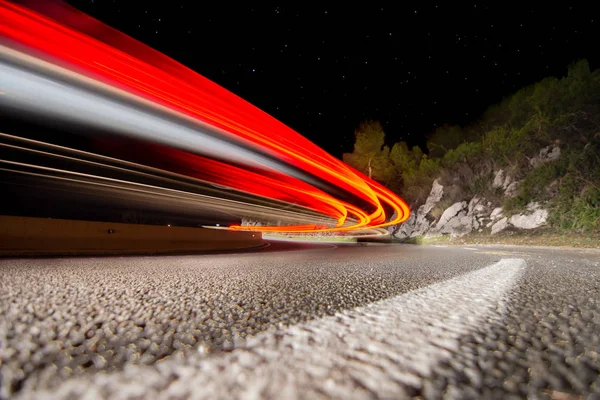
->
468 197 488 218
530 145 561 168
493 169 513 190
395 179 444 238
432 200 487 237
502 175 513 190
504 181 520 198
436 201 467 230
394 170 550 239
491 217 509 235
467 197 480 215
421 179 444 215
509 202 548 229
439 214 473 237
490 202 548 234
492 170 505 189
490 207 504 220
395 212 416 238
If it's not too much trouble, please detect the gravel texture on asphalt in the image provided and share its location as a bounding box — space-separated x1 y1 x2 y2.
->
426 246 600 400
9 258 525 400
1 243 599 399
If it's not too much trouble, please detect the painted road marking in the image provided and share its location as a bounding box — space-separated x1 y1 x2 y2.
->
31 258 527 399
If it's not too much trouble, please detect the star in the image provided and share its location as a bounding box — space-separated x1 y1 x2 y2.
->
69 1 598 161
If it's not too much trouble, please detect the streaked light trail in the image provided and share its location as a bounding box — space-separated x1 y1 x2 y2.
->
0 0 410 234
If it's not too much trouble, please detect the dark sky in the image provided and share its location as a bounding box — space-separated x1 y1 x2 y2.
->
64 1 599 158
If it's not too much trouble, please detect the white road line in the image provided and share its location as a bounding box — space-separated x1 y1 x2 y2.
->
24 259 526 400
462 247 479 251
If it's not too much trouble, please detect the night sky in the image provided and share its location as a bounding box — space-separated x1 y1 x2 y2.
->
64 2 599 158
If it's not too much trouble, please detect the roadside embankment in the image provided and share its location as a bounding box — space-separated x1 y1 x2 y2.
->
397 229 599 249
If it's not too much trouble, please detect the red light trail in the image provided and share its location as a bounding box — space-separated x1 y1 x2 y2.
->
0 0 410 233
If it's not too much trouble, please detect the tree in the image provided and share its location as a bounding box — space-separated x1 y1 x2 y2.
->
343 120 395 184
390 142 421 174
387 142 424 191
425 124 466 158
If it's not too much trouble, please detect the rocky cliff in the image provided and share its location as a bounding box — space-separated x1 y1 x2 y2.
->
394 144 562 240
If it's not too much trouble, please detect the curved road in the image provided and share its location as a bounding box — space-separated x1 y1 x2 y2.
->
1 243 599 399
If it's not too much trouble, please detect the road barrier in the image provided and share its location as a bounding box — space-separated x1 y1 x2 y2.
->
0 216 263 256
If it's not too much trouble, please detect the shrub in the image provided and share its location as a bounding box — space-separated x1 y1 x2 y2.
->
551 185 600 232
503 195 529 214
467 171 495 197
482 125 529 165
344 59 599 240
401 156 440 205
442 142 482 168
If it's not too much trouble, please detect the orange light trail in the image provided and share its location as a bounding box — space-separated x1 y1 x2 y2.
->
0 0 410 233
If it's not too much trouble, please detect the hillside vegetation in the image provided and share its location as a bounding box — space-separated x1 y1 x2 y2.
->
343 60 600 234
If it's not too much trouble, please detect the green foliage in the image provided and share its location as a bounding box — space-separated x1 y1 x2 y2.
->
564 60 594 107
526 160 567 198
506 86 535 126
400 235 424 245
530 77 563 116
467 172 495 197
426 124 465 158
342 59 599 234
502 195 528 214
390 141 419 173
386 141 428 192
549 140 600 232
481 125 530 164
426 124 481 158
342 120 395 184
504 159 568 214
401 155 440 204
570 140 600 183
442 142 482 168
552 183 600 233
480 99 512 129
352 120 386 154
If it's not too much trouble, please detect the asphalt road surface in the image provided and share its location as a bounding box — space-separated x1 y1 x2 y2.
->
1 242 599 399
